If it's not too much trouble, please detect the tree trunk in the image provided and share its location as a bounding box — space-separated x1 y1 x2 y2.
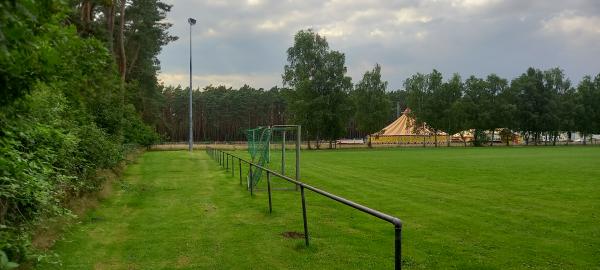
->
368 136 372 148
80 0 93 33
460 133 467 147
127 44 140 76
434 132 438 147
447 134 451 147
118 0 127 83
105 2 115 55
490 130 494 147
316 132 321 149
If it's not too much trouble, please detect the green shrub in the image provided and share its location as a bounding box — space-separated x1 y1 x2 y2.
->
0 0 156 264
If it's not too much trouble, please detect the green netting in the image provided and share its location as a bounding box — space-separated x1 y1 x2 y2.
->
246 126 300 190
246 127 271 187
269 128 293 173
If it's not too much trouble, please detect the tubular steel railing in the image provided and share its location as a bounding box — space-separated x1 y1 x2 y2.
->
205 147 404 270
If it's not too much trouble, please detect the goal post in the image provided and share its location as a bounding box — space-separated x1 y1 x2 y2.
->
245 125 301 190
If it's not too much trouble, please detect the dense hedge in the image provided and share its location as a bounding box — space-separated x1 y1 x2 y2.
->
0 0 159 266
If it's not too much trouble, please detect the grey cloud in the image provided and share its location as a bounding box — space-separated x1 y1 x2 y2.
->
159 0 600 90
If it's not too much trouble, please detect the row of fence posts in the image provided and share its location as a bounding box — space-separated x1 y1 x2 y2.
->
205 147 403 270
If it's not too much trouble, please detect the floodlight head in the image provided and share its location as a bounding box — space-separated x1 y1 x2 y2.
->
188 18 196 25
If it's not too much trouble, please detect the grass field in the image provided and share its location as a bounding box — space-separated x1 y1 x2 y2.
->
38 147 600 269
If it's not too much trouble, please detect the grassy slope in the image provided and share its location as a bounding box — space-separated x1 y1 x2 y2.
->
39 147 600 269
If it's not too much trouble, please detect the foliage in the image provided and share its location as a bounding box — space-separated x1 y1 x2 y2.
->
155 85 287 142
386 90 409 120
0 0 60 106
403 67 599 146
575 75 600 143
0 250 18 269
353 64 391 147
0 0 170 264
283 29 353 148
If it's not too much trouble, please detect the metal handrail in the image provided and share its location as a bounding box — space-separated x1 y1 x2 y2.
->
205 147 403 270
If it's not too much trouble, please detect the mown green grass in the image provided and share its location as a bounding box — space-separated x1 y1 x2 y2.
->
39 147 600 269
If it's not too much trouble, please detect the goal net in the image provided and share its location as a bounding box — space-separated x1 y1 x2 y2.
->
246 125 300 190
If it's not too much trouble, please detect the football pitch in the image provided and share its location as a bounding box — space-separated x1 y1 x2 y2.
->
40 147 600 269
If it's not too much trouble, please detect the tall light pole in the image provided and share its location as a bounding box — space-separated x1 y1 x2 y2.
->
188 18 196 152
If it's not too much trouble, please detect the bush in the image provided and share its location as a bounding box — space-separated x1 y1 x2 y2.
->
122 105 160 147
0 1 155 264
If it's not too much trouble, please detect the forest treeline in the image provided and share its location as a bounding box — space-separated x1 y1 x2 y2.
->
155 84 406 142
0 0 173 265
156 30 599 148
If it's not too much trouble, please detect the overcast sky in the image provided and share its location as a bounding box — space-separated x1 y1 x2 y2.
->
157 0 600 90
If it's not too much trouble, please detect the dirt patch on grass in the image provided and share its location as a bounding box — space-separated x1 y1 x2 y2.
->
175 256 191 268
281 231 305 239
203 204 217 213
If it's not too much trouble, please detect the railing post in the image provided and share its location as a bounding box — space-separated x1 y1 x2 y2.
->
239 159 242 185
231 156 234 176
300 185 309 246
226 153 229 171
295 125 301 191
395 225 402 270
281 130 286 175
267 171 272 214
249 164 253 196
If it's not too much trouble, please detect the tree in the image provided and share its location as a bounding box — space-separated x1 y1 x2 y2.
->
497 77 519 145
437 74 465 146
575 74 600 144
353 64 391 147
543 68 570 145
510 68 561 145
405 70 446 146
387 90 409 121
423 70 444 147
282 29 353 149
484 74 508 145
118 0 126 83
463 76 492 146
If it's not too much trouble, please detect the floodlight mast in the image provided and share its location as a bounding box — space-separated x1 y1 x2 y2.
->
188 18 196 152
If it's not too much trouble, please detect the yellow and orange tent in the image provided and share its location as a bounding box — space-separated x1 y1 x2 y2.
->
371 108 447 144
